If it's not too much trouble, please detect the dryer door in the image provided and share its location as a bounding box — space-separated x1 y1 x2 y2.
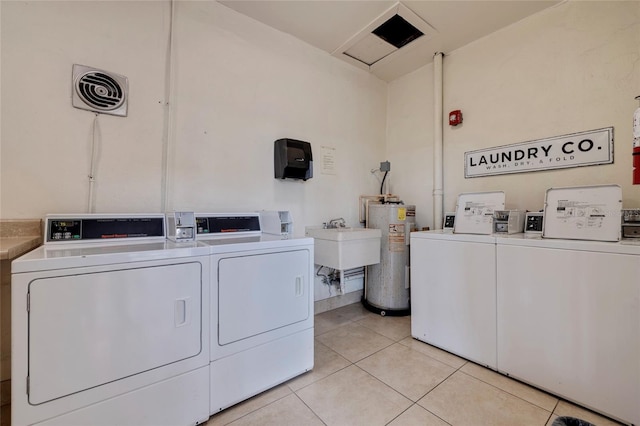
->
217 249 310 346
28 262 202 405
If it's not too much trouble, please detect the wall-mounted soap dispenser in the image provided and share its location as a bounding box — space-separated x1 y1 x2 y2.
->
274 138 313 181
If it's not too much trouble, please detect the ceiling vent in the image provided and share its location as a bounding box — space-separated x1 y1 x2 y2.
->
333 2 437 70
372 14 423 49
72 64 128 117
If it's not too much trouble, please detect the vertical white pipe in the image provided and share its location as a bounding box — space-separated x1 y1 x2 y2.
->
433 52 444 230
88 113 101 213
161 0 176 213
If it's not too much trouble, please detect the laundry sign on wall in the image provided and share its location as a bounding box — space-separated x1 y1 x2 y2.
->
465 127 613 178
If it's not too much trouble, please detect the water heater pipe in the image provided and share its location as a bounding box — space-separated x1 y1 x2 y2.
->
433 52 444 229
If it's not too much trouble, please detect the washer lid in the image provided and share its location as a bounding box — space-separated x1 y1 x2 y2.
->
11 240 208 274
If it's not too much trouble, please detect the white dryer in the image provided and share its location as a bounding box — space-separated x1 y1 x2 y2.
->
195 213 314 414
11 214 210 426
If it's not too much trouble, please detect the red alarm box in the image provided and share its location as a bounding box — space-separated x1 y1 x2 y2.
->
449 110 462 126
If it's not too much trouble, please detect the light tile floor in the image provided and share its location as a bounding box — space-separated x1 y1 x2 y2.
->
1 302 624 426
205 302 625 426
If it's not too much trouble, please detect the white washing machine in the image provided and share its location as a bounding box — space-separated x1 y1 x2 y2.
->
195 213 314 414
410 230 498 369
11 214 210 426
496 235 640 425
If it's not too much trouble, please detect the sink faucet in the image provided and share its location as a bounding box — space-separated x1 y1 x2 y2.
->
326 218 346 229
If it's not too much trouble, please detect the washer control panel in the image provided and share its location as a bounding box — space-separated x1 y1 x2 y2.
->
46 215 166 243
195 213 261 236
443 212 455 230
48 220 82 241
525 212 544 234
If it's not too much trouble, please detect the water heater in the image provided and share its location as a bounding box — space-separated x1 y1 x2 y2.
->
364 203 415 316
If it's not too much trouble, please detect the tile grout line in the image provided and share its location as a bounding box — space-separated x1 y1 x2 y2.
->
401 351 469 424
456 366 558 414
317 310 479 424
414 357 468 402
221 305 620 426
209 386 294 425
296 308 389 423
382 402 453 426
454 369 558 423
343 361 456 426
394 336 557 420
291 392 328 426
289 362 353 393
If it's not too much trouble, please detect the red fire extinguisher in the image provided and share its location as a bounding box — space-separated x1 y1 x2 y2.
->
634 95 640 185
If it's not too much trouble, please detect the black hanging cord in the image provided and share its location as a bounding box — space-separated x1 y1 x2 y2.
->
380 170 389 195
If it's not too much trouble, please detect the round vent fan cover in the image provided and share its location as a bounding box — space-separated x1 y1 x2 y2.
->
72 64 128 117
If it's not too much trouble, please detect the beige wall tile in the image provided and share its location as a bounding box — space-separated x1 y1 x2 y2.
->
315 291 362 314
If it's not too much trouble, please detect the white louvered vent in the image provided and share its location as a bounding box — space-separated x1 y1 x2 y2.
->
72 64 128 117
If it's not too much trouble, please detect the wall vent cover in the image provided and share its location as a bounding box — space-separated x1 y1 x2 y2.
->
72 64 128 117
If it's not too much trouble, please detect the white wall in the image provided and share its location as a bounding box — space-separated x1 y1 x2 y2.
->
168 1 386 230
386 66 434 229
3 1 639 304
1 1 170 216
0 1 387 231
388 1 640 229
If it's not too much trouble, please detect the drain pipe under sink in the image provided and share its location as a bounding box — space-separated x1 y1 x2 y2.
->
433 52 444 230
